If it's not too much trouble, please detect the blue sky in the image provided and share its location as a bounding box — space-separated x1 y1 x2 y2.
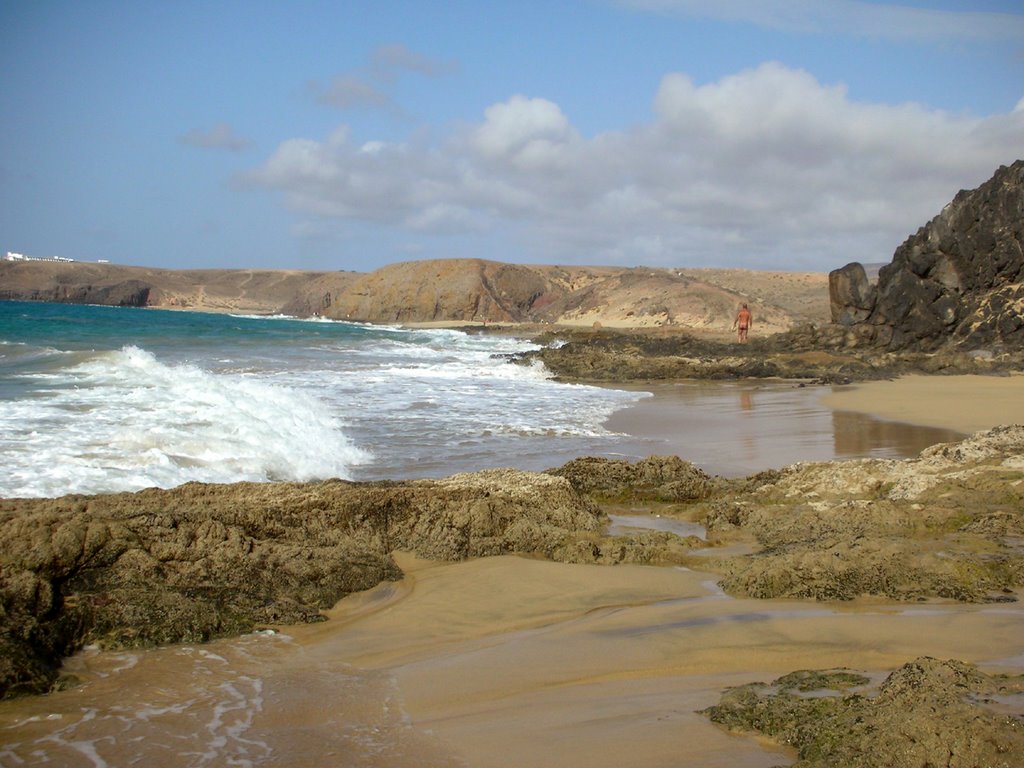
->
2 1 1022 273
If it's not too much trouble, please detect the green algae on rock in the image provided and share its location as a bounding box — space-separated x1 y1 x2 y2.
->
0 470 601 698
704 657 1024 768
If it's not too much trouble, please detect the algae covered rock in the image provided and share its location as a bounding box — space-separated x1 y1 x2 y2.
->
705 657 1024 768
713 426 1024 603
547 455 712 501
0 469 600 698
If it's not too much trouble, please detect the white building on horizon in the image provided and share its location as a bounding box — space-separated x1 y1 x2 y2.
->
3 251 75 263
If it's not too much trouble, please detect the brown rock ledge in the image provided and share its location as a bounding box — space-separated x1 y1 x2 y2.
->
704 656 1024 768
0 470 601 698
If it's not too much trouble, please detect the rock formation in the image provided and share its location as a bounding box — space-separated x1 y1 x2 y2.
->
828 261 875 325
516 324 1021 383
704 657 1024 767
830 160 1024 351
547 455 712 501
706 424 1024 603
0 470 601 698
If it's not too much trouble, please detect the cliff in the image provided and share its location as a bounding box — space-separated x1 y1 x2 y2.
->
830 160 1024 351
0 260 358 316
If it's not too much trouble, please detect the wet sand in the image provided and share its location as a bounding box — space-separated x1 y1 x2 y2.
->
603 380 964 476
5 554 1021 767
303 555 1024 768
820 373 1024 434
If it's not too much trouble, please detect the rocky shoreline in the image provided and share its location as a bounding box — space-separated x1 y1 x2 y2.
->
510 323 1024 384
3 426 1023 763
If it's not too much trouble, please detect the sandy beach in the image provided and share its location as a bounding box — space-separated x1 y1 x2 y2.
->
306 554 1023 768
6 549 1020 768
603 379 964 477
821 373 1024 434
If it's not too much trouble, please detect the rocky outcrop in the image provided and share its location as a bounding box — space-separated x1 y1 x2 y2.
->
517 326 1022 383
707 425 1024 602
547 455 713 501
0 276 154 307
0 470 600 698
704 657 1024 768
828 262 875 325
830 160 1024 351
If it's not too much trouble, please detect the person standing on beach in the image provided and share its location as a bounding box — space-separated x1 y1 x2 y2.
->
733 303 752 342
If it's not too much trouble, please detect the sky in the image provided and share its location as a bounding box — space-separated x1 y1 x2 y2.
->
1 1 1022 274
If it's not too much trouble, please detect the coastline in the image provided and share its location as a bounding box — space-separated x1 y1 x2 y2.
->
3 303 1024 765
2 395 1023 765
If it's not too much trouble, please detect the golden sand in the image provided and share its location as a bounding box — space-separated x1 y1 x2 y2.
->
290 554 1024 768
821 373 1024 434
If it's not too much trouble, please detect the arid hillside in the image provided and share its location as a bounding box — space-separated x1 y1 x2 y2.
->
0 257 830 334
0 260 360 316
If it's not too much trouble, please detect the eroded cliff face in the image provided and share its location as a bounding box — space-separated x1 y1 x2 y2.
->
0 261 356 315
830 160 1024 351
323 259 559 323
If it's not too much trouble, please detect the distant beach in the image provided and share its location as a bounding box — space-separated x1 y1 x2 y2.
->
820 373 1024 434
603 379 965 477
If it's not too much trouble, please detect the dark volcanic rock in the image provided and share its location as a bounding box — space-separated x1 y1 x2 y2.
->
832 160 1024 351
828 262 876 326
518 326 1021 383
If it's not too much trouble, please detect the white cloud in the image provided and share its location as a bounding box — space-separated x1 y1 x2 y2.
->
248 62 1024 270
472 95 579 169
614 0 1024 43
179 122 251 151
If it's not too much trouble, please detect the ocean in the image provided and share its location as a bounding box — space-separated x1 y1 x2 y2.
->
0 300 965 500
0 301 650 498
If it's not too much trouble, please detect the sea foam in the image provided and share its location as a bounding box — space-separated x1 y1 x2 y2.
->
0 345 369 498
